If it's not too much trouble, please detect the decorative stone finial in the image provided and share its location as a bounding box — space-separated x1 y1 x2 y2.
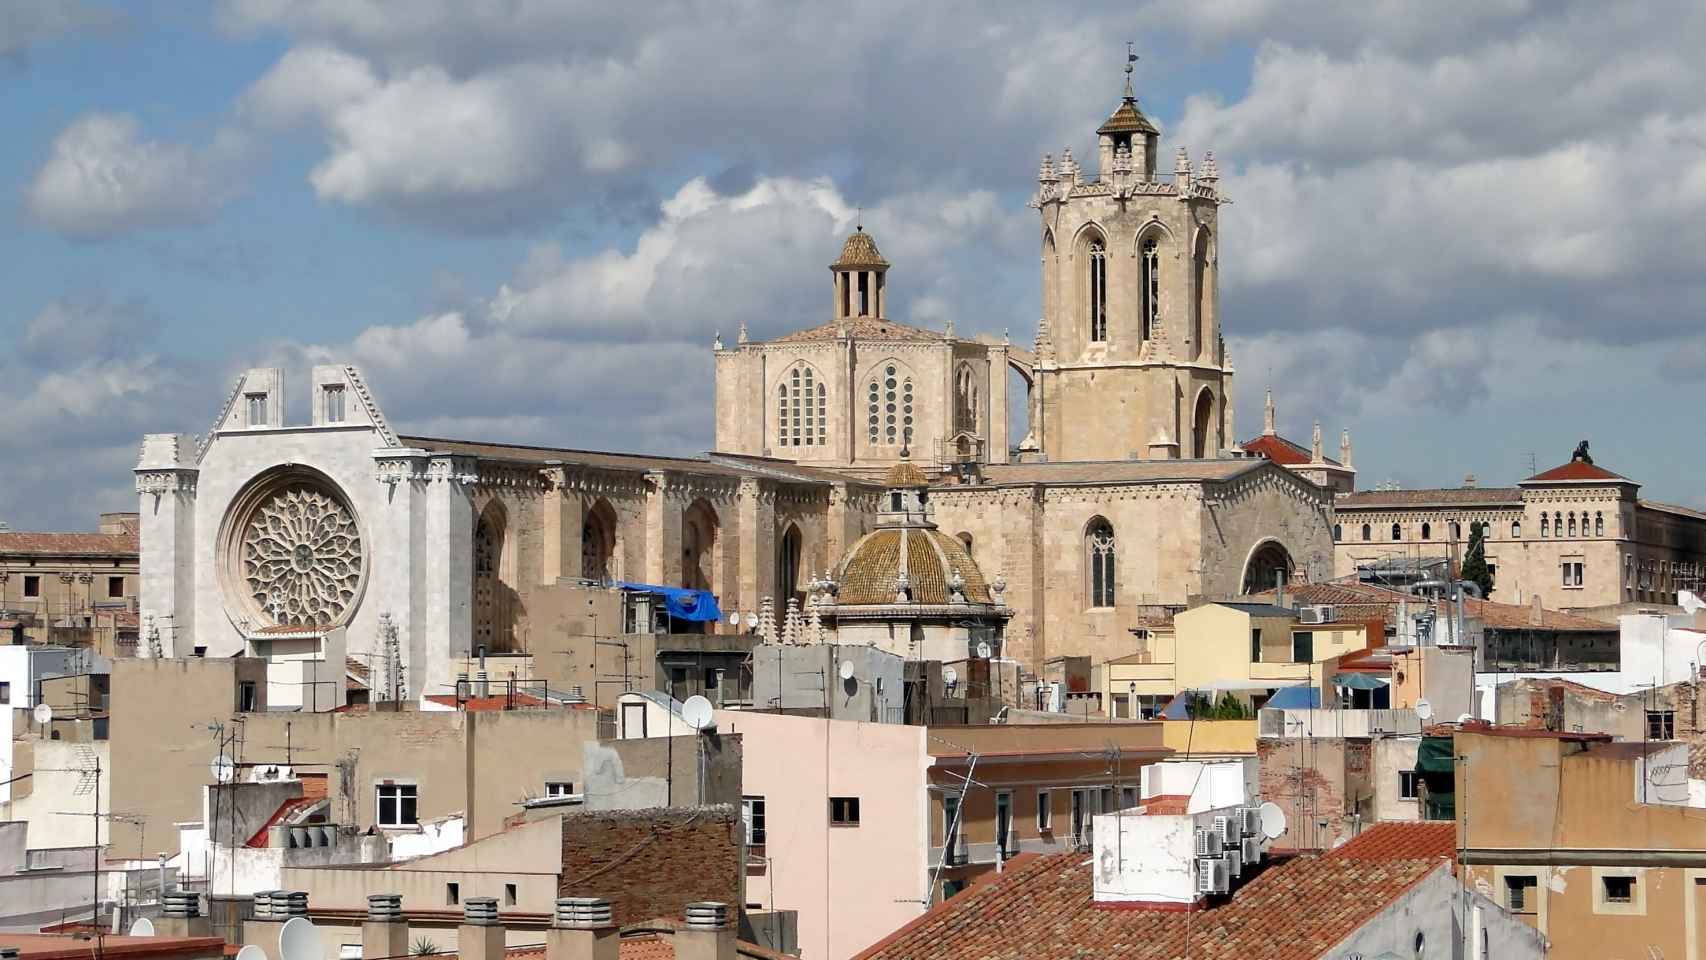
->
947 568 967 604
1340 429 1353 469
1201 150 1219 181
712 330 724 351
758 596 776 643
944 315 955 338
894 570 912 604
1038 153 1056 182
737 320 749 345
1174 145 1192 185
1311 421 1324 463
1263 388 1276 436
990 572 1007 605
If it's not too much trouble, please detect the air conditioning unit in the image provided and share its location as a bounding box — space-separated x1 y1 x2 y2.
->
1213 815 1236 847
1242 836 1261 864
1194 827 1221 858
1241 807 1261 837
1196 856 1230 895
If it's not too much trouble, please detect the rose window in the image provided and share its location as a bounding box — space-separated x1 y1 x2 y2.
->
240 486 363 626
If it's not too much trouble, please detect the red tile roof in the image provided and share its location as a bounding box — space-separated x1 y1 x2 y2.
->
1 934 226 960
0 531 138 558
1326 822 1457 862
491 923 785 960
1335 487 1521 508
425 692 553 711
244 796 321 848
1243 579 1615 633
854 849 1444 960
1241 434 1342 468
1524 460 1631 484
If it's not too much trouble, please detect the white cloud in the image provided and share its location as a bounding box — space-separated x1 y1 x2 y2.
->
25 113 250 240
0 0 118 61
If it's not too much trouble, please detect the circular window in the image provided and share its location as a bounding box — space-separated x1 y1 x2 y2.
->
220 467 366 628
886 366 896 376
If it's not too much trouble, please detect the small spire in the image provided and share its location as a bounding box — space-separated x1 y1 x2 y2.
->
1340 429 1354 469
1123 42 1138 99
1311 420 1324 463
737 320 749 344
712 330 724 351
1262 388 1276 436
944 316 955 338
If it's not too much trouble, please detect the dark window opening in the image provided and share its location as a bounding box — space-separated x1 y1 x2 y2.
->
829 796 860 826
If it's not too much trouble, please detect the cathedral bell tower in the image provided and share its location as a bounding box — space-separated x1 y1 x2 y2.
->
1020 62 1233 462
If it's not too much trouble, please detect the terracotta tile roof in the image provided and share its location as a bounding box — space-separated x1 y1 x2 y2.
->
424 692 561 711
1097 97 1160 136
768 316 942 344
831 227 889 268
3 933 228 960
1326 822 1457 862
0 531 138 558
833 527 992 606
1524 459 1631 484
885 460 930 487
1465 596 1615 632
1244 579 1615 633
854 849 1443 960
1241 433 1343 468
244 796 321 847
972 459 1267 486
1335 487 1521 509
493 923 786 960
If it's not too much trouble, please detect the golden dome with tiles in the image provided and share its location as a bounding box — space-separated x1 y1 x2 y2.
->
832 526 992 606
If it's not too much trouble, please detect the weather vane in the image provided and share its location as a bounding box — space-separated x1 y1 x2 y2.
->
1124 42 1138 98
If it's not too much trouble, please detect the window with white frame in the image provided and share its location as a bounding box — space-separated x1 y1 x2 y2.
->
1036 789 1052 832
376 783 418 827
995 791 1014 857
1562 560 1584 588
1399 770 1419 800
545 781 574 798
742 796 767 846
942 794 964 863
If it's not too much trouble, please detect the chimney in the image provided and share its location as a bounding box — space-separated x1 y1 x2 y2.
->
363 895 408 960
1529 595 1544 627
547 898 617 960
675 903 734 960
459 898 504 960
157 890 212 939
243 891 304 960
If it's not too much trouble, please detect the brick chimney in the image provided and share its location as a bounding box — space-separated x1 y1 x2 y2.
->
363 895 408 960
156 891 212 938
547 898 617 960
675 903 734 960
459 898 504 960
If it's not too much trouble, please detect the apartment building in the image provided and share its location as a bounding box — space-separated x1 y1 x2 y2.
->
0 513 139 653
717 709 1169 960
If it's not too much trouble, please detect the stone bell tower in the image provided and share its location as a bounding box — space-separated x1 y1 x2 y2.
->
1020 64 1234 462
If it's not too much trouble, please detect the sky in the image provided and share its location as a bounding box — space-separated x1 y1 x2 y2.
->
4 0 1706 531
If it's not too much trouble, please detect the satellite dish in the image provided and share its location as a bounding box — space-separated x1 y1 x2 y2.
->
975 641 993 660
279 916 324 960
728 611 741 626
129 918 156 937
745 613 759 630
235 946 267 960
210 755 236 784
1456 713 1475 724
33 703 52 725
941 665 958 687
1258 801 1288 841
1415 699 1433 722
681 695 716 732
838 659 856 681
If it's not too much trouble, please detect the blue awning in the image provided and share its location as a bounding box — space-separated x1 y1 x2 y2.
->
616 582 724 623
1265 686 1323 709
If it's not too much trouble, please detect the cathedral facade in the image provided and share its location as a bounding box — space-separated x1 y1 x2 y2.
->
134 89 1333 695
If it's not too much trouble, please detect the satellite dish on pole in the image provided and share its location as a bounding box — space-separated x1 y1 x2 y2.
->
727 611 741 626
279 916 324 960
942 666 958 687
129 918 156 937
745 613 759 631
1415 698 1433 722
235 945 267 960
1258 801 1288 841
32 703 52 726
210 755 236 784
976 641 993 660
681 695 716 732
838 659 856 681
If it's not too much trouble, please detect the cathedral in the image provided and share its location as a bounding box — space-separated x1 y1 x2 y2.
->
134 87 1333 698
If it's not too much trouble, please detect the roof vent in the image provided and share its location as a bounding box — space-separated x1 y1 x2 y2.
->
163 891 201 918
273 890 308 918
251 891 276 919
565 686 587 705
684 902 728 930
463 898 500 926
367 894 403 921
554 897 613 929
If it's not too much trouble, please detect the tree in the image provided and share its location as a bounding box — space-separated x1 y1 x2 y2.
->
1462 521 1495 599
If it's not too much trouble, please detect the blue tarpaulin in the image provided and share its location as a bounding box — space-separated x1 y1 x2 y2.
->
1265 686 1323 709
617 582 724 623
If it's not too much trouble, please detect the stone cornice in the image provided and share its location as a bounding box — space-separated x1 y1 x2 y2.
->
135 468 199 496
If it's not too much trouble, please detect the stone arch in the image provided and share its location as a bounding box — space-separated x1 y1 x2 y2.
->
473 499 518 654
1134 220 1171 342
1040 228 1057 324
777 523 804 607
1075 223 1110 344
954 361 980 434
1190 387 1217 459
774 360 829 451
1085 515 1116 608
1241 538 1294 595
582 498 619 583
682 498 720 593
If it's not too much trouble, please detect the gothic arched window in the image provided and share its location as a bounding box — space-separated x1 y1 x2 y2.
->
777 363 827 449
1596 512 1604 537
1391 523 1402 541
1420 522 1431 541
954 363 979 434
777 524 803 606
1541 514 1549 538
1139 234 1160 341
1333 524 1342 542
1088 238 1108 343
1362 524 1372 542
867 363 913 446
1512 519 1522 538
1087 519 1116 608
1568 513 1577 537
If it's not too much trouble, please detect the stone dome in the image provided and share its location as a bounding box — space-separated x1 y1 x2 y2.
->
832 227 890 270
832 526 993 606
